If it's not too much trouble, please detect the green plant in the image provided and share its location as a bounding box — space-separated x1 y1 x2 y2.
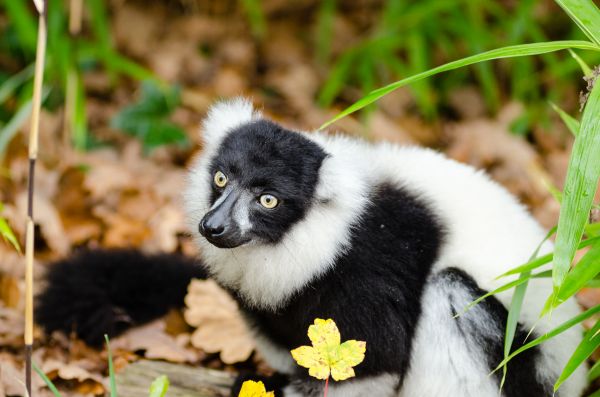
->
318 0 600 130
111 81 189 151
324 0 600 392
34 335 170 397
0 202 20 253
0 0 173 155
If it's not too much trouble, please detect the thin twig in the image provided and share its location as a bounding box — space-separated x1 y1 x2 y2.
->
25 0 48 395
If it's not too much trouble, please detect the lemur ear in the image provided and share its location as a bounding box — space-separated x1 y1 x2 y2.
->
202 97 261 147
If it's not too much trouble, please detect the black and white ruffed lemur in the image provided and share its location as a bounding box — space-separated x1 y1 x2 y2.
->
36 98 586 397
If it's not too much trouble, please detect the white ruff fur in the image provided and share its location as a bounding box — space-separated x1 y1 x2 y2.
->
183 99 586 396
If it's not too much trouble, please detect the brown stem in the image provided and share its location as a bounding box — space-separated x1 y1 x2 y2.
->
25 0 48 395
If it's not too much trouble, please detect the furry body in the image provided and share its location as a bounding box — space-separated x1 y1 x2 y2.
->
37 99 586 396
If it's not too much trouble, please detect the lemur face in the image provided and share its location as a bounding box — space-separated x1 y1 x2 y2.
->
198 119 327 248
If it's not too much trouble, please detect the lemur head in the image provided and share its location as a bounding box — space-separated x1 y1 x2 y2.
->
186 98 327 249
200 118 327 248
184 98 368 307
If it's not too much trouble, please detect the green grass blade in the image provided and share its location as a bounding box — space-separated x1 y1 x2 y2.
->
105 335 117 397
554 319 600 391
32 362 62 397
240 0 267 39
568 49 593 77
554 0 600 46
552 72 600 293
0 64 34 105
499 226 556 389
588 358 600 381
550 102 580 136
321 40 600 128
588 388 600 397
498 236 600 278
458 270 552 316
315 0 336 63
0 99 33 157
493 304 600 372
550 242 600 309
148 375 170 397
0 216 21 253
2 0 37 52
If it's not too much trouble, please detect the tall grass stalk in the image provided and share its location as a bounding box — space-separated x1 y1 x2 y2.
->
25 0 47 394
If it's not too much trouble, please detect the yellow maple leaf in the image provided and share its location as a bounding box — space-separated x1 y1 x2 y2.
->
290 318 366 381
238 380 275 397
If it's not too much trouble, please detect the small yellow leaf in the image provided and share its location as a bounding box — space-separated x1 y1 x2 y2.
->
307 319 340 350
290 319 366 382
238 380 274 397
290 346 330 380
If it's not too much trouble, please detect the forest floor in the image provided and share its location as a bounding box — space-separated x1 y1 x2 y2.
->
1 1 599 396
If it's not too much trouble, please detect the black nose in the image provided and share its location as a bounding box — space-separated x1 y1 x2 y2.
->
199 218 225 237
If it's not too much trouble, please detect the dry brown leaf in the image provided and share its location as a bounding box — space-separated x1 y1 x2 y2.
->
0 305 24 347
445 115 551 210
112 320 199 363
184 279 255 364
16 192 70 256
42 359 105 395
0 353 46 396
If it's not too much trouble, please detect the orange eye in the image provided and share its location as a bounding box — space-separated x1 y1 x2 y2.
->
214 171 228 188
259 194 278 209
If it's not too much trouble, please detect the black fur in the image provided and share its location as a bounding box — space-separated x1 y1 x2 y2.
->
35 249 206 347
438 268 551 397
209 120 327 244
238 184 444 387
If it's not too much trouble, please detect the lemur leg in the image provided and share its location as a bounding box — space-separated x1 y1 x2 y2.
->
400 268 551 397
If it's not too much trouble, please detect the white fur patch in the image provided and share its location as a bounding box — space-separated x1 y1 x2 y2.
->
184 98 586 396
401 271 506 397
201 98 261 150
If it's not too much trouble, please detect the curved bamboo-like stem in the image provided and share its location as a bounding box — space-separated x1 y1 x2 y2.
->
26 0 47 394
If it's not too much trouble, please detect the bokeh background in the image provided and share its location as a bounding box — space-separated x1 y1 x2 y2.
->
1 0 599 395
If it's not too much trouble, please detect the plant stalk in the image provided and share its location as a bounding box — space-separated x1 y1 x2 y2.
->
25 0 48 394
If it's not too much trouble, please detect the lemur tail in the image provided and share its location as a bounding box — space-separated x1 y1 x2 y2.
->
35 249 207 347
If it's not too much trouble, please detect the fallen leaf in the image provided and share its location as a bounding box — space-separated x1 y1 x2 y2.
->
290 318 366 381
184 279 255 364
238 380 274 397
112 320 198 363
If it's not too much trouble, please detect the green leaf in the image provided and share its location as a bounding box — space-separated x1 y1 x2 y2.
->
240 0 267 39
568 49 593 77
321 40 600 128
554 0 600 46
33 361 62 397
550 102 580 136
588 358 600 381
547 243 600 310
458 270 552 317
0 64 34 105
148 375 170 397
498 236 600 278
111 81 188 151
499 226 556 390
552 72 600 293
555 319 600 391
0 215 21 253
105 335 117 397
493 304 600 373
